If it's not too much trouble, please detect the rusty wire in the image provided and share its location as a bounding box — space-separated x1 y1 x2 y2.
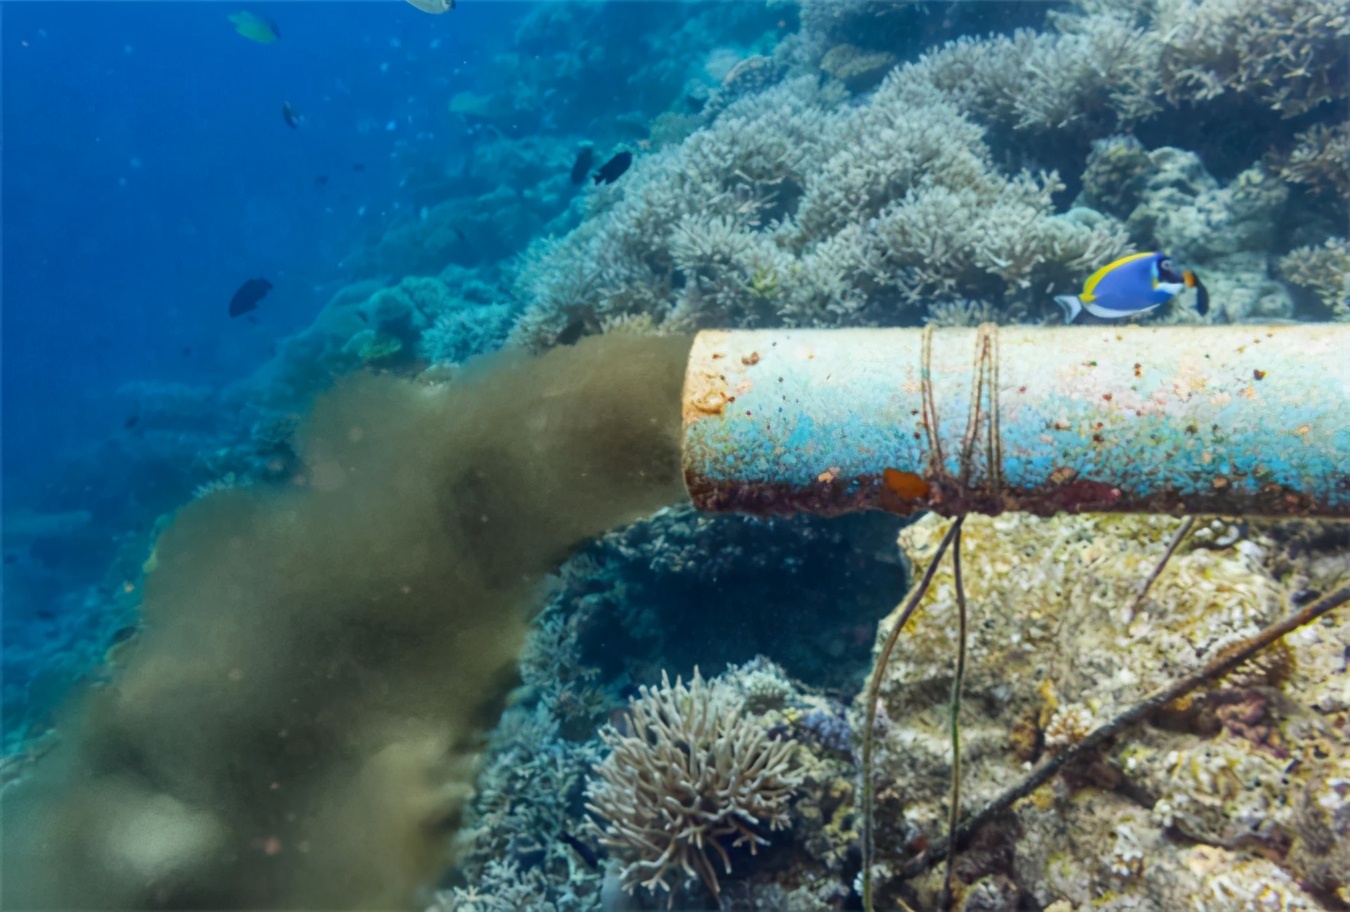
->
860 515 965 912
939 520 969 910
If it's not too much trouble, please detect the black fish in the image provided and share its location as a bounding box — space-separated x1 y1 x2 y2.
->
592 150 632 185
558 831 600 870
229 278 273 317
1188 270 1210 317
124 414 139 429
569 145 594 185
181 346 192 357
352 162 366 172
315 174 329 186
282 101 302 129
109 625 140 646
452 227 466 243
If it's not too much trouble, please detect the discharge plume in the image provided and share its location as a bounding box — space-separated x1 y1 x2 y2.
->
2 334 692 910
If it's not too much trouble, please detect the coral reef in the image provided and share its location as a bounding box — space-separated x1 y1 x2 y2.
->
586 668 803 904
507 0 1346 345
1280 237 1350 320
555 503 906 694
1155 0 1350 117
509 70 1129 346
1277 122 1350 202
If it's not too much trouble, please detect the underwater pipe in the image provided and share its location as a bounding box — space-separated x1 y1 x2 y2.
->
682 324 1350 519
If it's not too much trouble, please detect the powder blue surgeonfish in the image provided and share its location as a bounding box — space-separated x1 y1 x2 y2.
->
1055 251 1209 323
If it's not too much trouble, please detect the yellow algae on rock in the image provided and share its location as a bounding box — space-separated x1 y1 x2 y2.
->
857 511 1345 910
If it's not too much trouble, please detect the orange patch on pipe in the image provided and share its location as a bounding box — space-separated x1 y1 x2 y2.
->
883 468 930 500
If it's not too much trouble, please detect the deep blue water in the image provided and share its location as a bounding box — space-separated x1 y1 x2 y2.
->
4 0 497 488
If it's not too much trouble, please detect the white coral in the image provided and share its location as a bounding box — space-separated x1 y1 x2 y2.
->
584 669 802 905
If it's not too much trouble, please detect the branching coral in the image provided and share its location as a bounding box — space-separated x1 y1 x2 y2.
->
1277 122 1350 201
1155 0 1350 117
900 17 1162 134
1279 237 1350 320
585 668 802 905
510 65 1130 343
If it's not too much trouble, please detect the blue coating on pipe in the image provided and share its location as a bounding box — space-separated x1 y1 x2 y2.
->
681 326 1350 518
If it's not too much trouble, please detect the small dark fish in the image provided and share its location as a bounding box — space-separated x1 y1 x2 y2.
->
181 346 192 357
452 227 466 243
592 150 632 185
558 831 600 870
314 174 329 186
352 162 366 172
229 277 273 318
569 145 594 185
124 414 139 429
282 101 302 129
109 625 139 646
1186 269 1209 316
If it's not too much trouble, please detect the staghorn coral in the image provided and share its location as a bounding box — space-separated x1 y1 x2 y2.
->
892 16 1162 136
511 67 1130 345
1279 236 1350 320
1277 122 1350 201
585 668 803 905
819 43 896 93
437 696 607 912
1155 0 1350 117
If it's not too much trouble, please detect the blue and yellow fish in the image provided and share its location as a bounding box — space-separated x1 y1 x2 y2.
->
1055 252 1208 323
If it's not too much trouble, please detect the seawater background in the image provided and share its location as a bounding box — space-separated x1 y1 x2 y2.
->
4 1 494 481
4 0 495 748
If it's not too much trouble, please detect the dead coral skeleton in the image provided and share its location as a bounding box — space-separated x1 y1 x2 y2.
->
584 668 803 906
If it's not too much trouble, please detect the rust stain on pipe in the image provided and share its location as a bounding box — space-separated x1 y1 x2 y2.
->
680 326 1350 519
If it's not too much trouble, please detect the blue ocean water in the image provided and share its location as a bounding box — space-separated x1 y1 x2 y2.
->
5 1 493 481
3 1 1347 909
3 0 506 749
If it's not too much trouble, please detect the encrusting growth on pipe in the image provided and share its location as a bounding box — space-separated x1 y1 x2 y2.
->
682 325 1350 520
